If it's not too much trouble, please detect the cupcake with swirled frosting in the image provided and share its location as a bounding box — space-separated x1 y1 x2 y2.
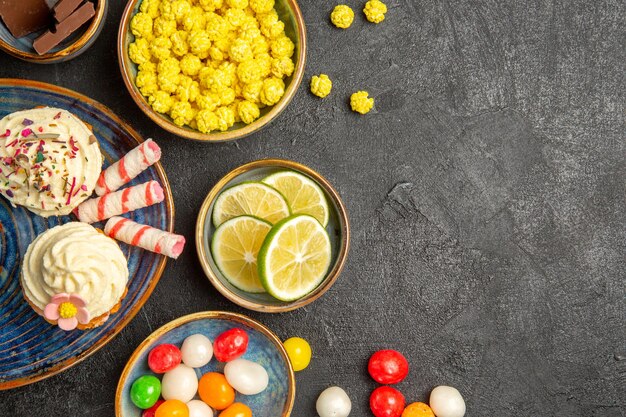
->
21 222 129 330
0 107 103 217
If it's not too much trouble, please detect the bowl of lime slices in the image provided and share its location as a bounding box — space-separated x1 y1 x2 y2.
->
196 159 350 313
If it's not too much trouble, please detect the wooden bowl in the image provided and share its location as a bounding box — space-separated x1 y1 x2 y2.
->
0 0 108 63
116 311 295 417
117 0 307 142
196 159 350 312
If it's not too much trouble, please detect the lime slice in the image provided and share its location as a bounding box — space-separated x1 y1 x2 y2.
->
211 215 272 293
258 214 332 301
212 182 290 227
262 171 330 227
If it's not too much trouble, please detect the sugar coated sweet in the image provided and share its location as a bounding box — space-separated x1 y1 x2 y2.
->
364 0 387 23
350 91 374 114
128 0 296 133
310 74 332 98
330 5 354 29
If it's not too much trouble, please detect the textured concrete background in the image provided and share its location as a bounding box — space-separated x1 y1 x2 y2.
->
1 0 625 415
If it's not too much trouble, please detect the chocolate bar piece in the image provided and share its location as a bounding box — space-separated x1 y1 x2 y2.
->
32 1 94 55
52 0 82 22
0 0 52 38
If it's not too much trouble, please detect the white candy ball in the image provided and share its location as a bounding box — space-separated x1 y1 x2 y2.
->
187 400 214 417
316 386 351 417
429 386 466 417
181 334 213 368
224 358 269 395
161 364 199 402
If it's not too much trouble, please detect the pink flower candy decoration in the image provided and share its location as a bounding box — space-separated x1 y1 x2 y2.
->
43 293 90 331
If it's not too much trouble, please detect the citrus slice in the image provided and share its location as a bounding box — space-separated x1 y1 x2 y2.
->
211 215 272 293
262 171 330 227
212 182 290 227
258 214 332 301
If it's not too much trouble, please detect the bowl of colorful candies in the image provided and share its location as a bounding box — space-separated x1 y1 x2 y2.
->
196 159 350 313
116 311 295 417
117 0 306 141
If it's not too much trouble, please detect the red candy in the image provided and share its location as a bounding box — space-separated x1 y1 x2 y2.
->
148 344 182 373
368 349 409 384
213 328 249 362
370 386 405 417
142 400 164 417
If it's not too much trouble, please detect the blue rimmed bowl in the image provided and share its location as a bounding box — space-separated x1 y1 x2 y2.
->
0 78 174 389
115 311 295 417
0 0 107 63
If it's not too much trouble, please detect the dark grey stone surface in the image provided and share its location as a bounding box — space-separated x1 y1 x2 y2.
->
1 0 625 415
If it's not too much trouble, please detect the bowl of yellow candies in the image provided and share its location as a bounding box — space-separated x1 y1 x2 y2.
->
117 0 306 141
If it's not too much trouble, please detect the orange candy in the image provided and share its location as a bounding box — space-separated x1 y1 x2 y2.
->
198 372 235 410
219 403 253 417
402 402 435 417
155 400 189 417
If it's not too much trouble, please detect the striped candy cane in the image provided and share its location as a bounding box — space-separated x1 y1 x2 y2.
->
74 181 164 223
95 139 162 196
104 216 185 259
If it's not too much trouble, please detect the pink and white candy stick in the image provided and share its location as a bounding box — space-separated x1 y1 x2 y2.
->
95 139 162 196
74 181 164 223
104 216 185 259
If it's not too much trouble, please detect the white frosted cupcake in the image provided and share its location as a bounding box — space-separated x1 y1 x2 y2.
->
21 222 129 330
0 107 103 217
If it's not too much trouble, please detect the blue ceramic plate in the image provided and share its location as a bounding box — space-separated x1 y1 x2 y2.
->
115 312 295 417
0 79 174 389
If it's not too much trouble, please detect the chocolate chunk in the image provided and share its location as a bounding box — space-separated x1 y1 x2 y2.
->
52 0 82 22
0 0 52 38
32 1 94 55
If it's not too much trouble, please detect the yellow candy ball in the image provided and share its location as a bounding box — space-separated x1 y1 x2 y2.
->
310 74 332 98
363 0 387 23
283 337 312 372
237 100 260 124
130 12 153 38
350 91 374 114
330 5 354 29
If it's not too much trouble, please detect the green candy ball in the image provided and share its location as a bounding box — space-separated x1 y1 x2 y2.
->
130 375 161 409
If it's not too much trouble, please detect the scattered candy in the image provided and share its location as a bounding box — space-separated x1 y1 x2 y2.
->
429 386 466 417
155 399 190 417
148 344 182 374
283 337 312 371
316 386 352 417
402 402 435 417
330 5 354 29
161 364 199 403
186 400 214 417
218 402 253 417
310 74 333 99
198 372 235 411
224 358 269 395
131 375 162 409
142 400 165 417
368 349 409 384
181 334 214 368
350 91 374 114
370 386 405 417
214 328 249 362
363 0 387 23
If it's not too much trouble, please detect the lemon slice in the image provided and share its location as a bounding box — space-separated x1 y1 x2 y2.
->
212 182 290 227
258 214 332 301
211 215 272 293
262 171 330 227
